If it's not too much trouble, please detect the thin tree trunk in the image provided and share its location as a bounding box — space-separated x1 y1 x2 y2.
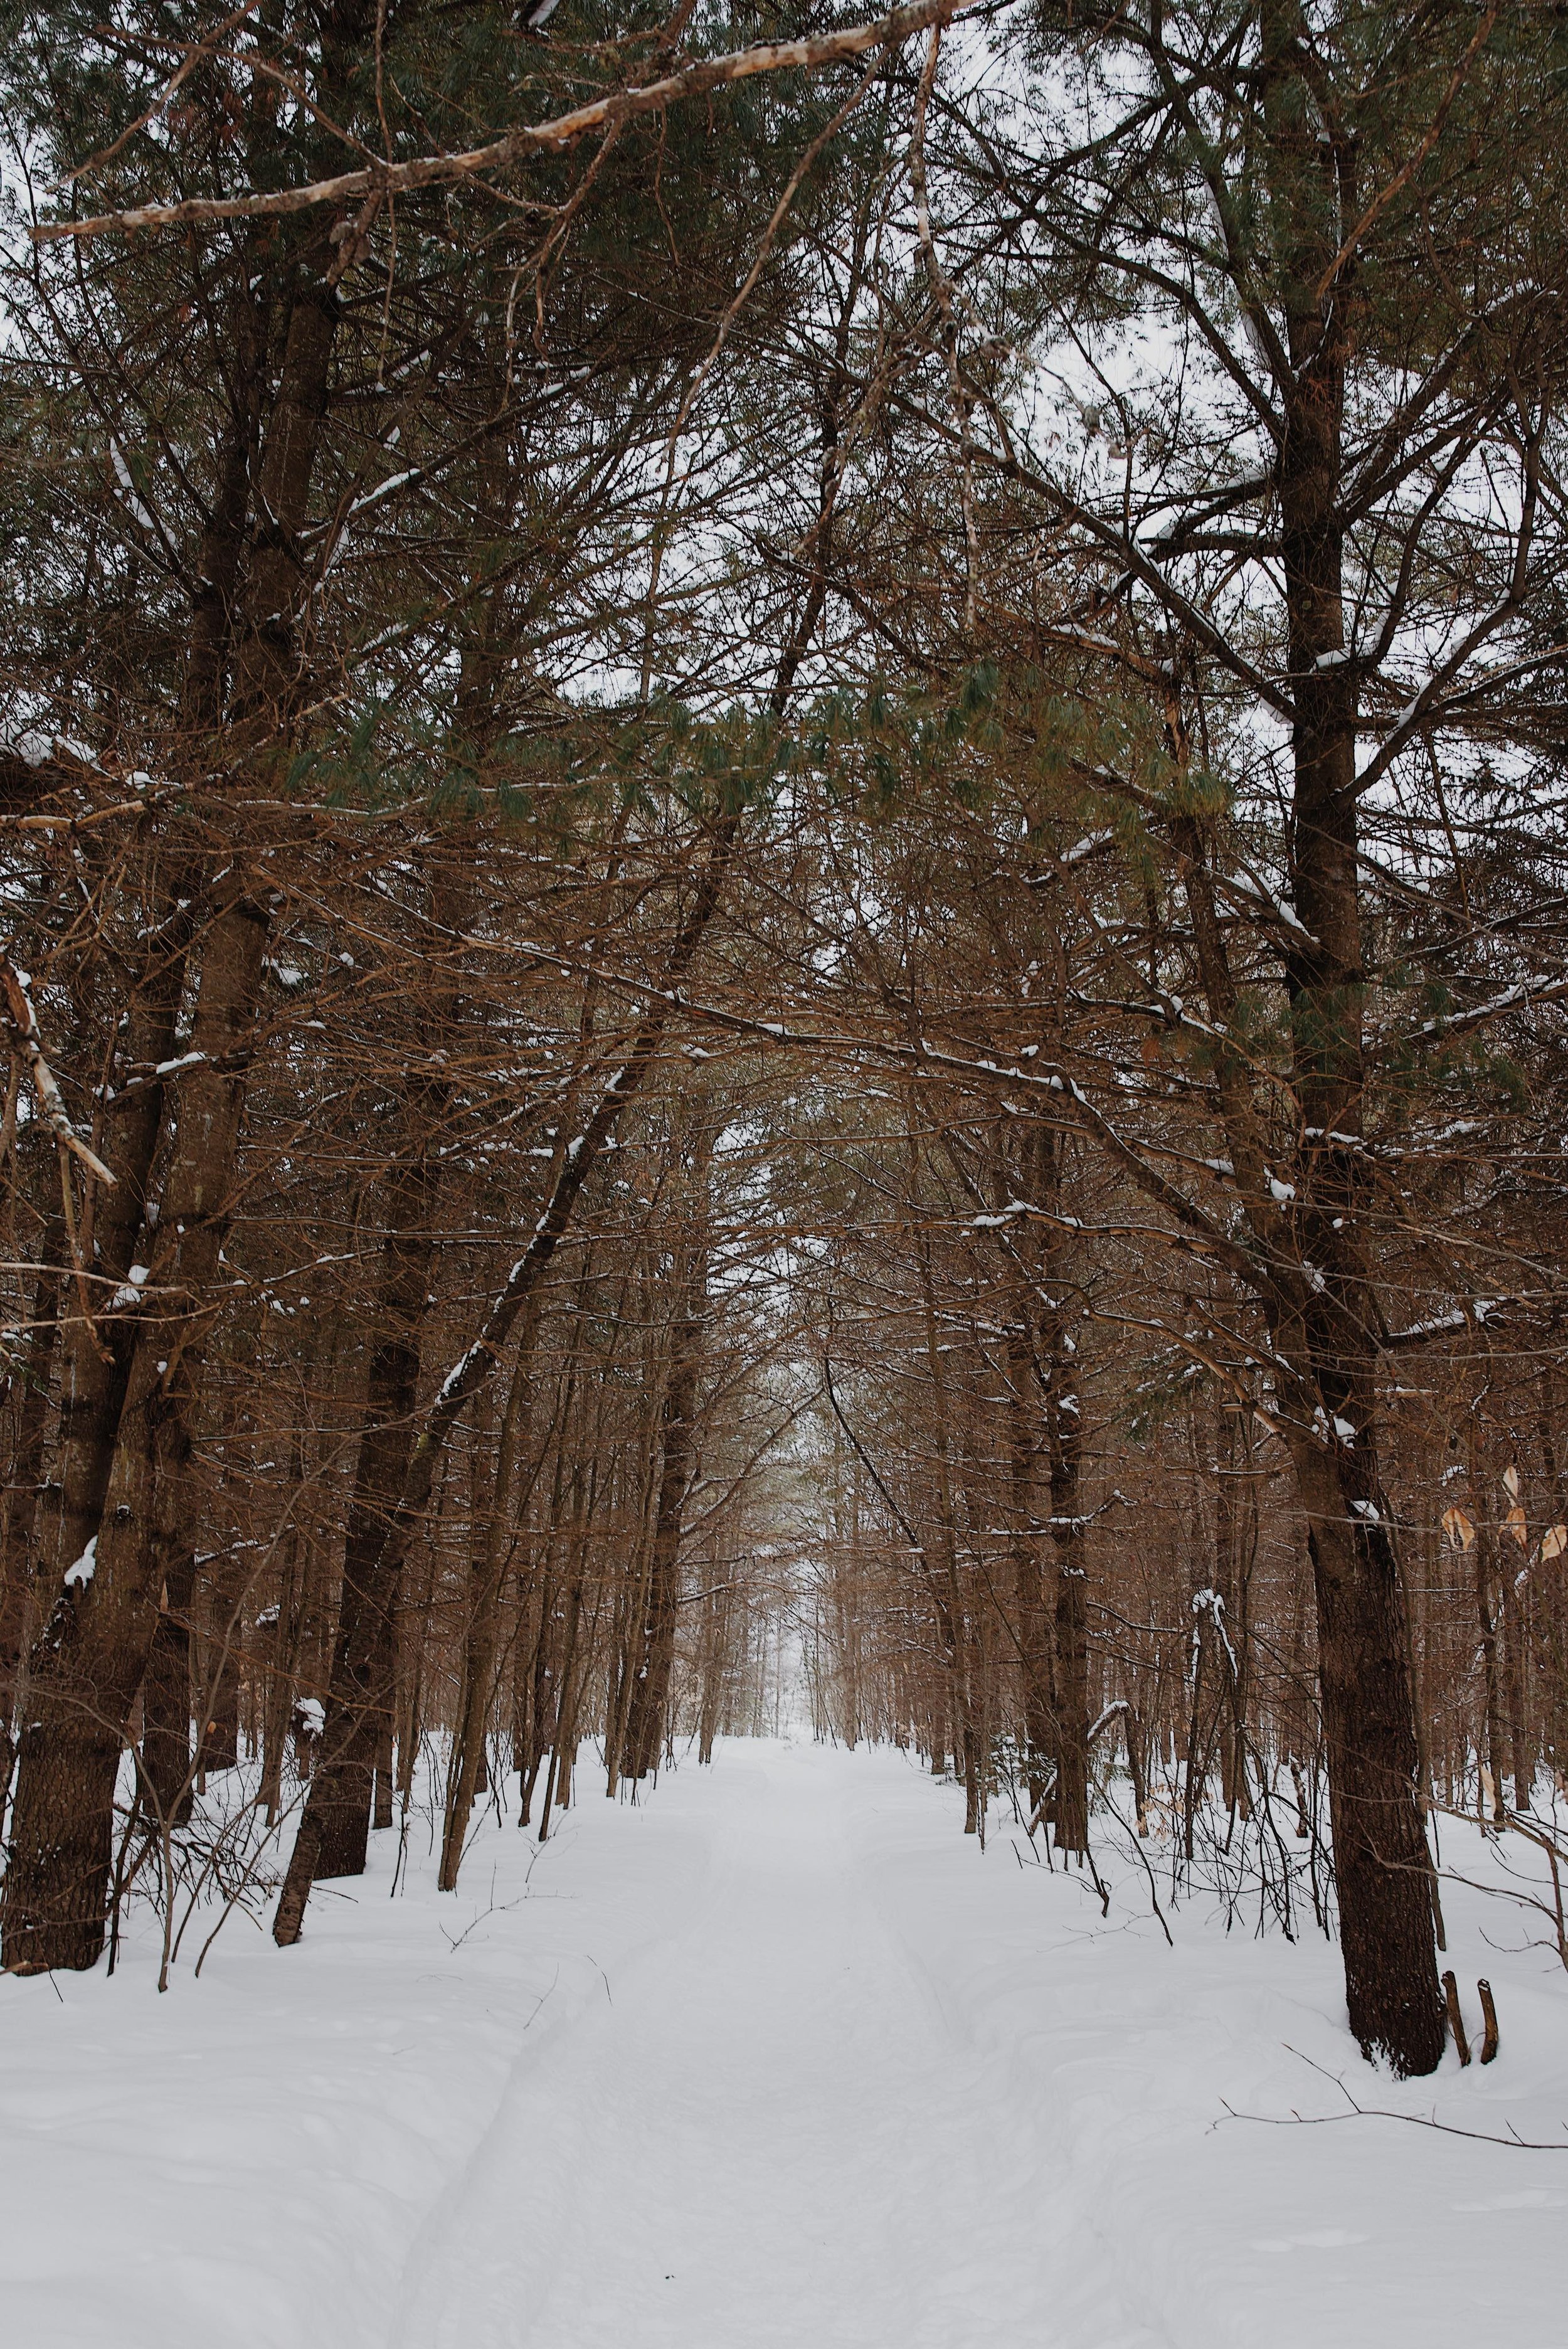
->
0 1211 64 1808
625 1294 704 1781
1474 1512 1507 1823
1007 1322 1052 1814
439 1296 545 1888
139 1544 197 1830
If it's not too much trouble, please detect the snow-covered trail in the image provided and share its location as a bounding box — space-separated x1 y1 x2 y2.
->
392 1744 1078 2349
3 1738 1566 2349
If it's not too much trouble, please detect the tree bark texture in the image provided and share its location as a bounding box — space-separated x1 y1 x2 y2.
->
1 236 340 1972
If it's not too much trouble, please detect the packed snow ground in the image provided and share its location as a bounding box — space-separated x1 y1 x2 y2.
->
2 1739 1565 2346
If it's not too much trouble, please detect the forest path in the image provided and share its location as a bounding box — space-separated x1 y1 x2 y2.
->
390 1739 1114 2349
4 1739 1564 2349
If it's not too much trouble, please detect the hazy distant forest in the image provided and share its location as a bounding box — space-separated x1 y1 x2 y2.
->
3 0 1567 2082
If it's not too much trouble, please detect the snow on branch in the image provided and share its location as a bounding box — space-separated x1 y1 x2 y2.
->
0 955 115 1185
34 0 961 245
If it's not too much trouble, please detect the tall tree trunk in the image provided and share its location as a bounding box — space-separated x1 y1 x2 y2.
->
1174 0 1445 2075
697 1581 731 1765
307 1133 443 1883
626 1281 704 1781
2 867 276 1969
538 1480 593 1841
0 1207 64 1809
139 1545 197 1831
1007 1322 1053 1815
908 1118 978 1834
259 1493 304 1827
1 238 341 1974
439 1296 544 1888
1039 1165 1089 1855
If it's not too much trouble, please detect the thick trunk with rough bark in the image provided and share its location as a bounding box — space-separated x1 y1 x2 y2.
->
1289 1439 1446 2071
1 877 273 1970
1175 0 1445 2076
1 235 341 1974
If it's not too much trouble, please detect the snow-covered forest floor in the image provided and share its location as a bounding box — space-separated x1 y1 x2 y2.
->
2 1740 1564 2347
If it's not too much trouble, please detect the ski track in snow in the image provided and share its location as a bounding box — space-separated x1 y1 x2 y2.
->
2 1740 1565 2348
391 1747 1114 2349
